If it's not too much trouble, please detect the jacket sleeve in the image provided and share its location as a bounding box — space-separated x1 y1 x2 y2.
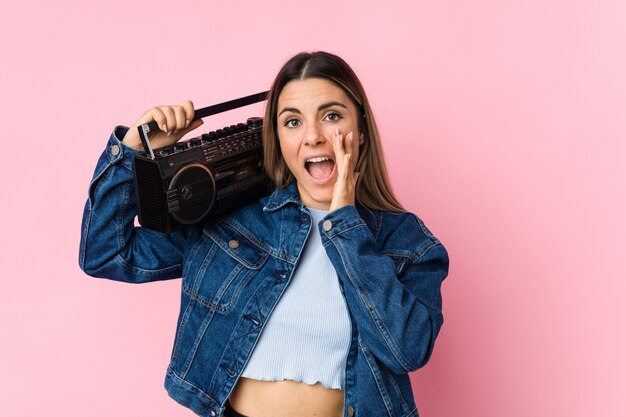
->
319 205 449 374
78 126 192 283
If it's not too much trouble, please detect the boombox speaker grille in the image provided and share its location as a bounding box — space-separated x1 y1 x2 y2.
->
169 163 216 224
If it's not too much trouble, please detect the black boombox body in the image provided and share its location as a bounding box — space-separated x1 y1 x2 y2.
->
132 92 272 233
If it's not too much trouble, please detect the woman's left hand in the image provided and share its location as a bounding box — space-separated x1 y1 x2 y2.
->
330 128 360 212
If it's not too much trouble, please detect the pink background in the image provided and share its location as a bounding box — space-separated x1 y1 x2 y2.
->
1 1 625 416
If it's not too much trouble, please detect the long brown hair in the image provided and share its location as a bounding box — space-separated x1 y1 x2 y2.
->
263 51 404 212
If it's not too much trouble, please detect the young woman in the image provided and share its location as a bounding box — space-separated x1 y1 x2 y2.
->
80 51 449 417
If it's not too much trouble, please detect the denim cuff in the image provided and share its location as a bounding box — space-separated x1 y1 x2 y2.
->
318 205 367 241
87 126 140 205
104 125 142 171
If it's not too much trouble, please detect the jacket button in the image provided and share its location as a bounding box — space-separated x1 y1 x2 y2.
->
323 220 333 232
347 405 355 416
110 144 120 156
228 239 239 249
272 270 288 281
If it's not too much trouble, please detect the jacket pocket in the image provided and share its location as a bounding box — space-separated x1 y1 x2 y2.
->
182 220 269 313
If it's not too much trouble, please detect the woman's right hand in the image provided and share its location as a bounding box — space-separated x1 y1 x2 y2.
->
121 100 204 150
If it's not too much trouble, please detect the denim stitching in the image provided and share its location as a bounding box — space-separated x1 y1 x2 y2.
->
221 218 271 253
322 222 366 241
221 217 294 263
171 289 195 364
114 254 182 276
167 366 218 406
87 160 110 205
205 229 269 270
182 288 232 313
79 203 91 269
183 265 263 314
181 300 217 378
185 264 243 312
414 242 442 263
358 336 394 417
185 230 211 277
382 250 414 259
381 365 411 413
416 216 440 244
216 267 257 313
190 243 219 294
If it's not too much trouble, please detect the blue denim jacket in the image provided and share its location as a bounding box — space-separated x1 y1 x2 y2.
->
79 127 449 417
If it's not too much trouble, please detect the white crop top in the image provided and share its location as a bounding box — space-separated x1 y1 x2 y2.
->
240 208 352 389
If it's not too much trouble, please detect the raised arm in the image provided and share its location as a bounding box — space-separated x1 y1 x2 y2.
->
320 206 449 373
79 101 204 283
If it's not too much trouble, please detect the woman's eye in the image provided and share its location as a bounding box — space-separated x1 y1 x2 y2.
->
284 118 300 128
324 112 342 122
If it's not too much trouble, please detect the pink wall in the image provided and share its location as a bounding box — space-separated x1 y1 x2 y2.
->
1 1 624 416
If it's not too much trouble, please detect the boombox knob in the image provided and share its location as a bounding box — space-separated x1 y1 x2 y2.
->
247 117 263 129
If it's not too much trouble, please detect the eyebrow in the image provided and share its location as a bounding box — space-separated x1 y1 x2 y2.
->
278 101 348 117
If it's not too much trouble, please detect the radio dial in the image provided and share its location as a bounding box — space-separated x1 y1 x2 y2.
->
247 117 263 129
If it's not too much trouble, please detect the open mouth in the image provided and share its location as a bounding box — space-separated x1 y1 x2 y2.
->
305 156 336 182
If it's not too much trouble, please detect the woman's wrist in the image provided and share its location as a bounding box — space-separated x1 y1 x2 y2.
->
120 128 143 150
121 138 143 151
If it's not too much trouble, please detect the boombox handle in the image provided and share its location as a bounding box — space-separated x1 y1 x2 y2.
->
137 91 269 160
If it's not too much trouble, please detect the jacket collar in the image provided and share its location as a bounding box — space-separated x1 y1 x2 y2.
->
262 182 303 212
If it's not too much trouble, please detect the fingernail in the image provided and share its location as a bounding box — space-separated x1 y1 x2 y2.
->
167 131 172 136
185 120 190 129
347 132 354 141
173 130 178 134
162 123 167 132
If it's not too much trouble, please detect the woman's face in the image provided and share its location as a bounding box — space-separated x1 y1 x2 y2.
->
276 77 361 210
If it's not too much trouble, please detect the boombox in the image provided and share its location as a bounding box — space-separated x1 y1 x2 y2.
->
132 92 272 233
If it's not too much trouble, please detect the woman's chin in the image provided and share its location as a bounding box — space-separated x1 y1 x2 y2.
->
296 181 334 210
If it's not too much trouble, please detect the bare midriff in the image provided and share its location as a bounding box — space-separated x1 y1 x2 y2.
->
228 376 344 417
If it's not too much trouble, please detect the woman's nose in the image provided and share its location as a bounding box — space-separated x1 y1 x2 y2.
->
304 123 326 146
